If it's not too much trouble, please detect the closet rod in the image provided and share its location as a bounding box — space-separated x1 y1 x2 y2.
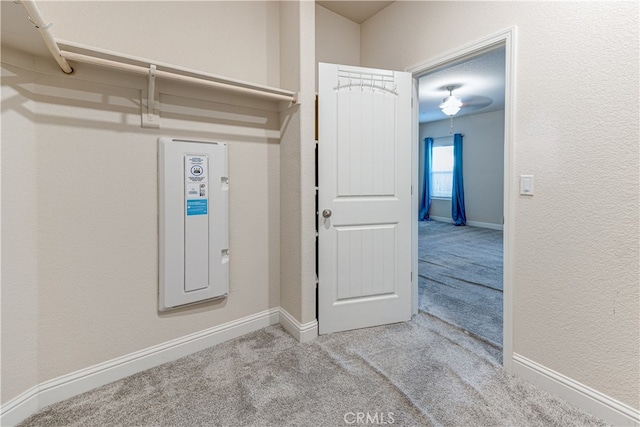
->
21 0 73 74
20 0 297 104
60 50 297 103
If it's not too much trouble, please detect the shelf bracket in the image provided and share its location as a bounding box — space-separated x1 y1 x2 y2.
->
142 64 159 128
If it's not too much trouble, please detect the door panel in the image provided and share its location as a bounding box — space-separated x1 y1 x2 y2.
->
318 63 412 334
335 224 396 300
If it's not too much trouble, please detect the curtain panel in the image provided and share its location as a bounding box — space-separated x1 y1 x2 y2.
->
419 137 433 220
451 133 466 225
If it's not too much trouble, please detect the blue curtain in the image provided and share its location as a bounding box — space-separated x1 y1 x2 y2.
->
419 138 433 220
451 133 466 225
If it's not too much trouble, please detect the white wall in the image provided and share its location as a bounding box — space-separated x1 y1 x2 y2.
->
1 0 284 407
362 1 639 409
37 1 281 87
420 110 504 226
2 0 638 422
1 64 40 405
316 4 360 70
278 0 317 326
2 48 282 395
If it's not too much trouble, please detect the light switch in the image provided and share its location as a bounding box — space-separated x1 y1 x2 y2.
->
520 175 534 196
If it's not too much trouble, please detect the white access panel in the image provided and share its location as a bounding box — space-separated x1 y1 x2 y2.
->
158 137 229 311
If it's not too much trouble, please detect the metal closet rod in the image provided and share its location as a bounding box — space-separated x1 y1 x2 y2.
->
19 0 297 103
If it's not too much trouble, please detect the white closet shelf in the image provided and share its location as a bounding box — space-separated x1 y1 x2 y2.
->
19 0 297 104
57 40 297 104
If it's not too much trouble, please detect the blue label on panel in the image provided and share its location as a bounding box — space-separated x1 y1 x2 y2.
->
186 199 208 216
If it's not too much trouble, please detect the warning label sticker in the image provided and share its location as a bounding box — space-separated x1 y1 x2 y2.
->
186 199 208 216
186 183 207 198
185 155 208 183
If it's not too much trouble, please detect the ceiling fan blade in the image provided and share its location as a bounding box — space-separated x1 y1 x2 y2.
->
460 95 493 109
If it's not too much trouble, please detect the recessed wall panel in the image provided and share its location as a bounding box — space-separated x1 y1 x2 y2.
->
335 71 397 198
335 224 397 300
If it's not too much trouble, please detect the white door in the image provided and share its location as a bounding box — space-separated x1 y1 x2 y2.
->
318 63 413 334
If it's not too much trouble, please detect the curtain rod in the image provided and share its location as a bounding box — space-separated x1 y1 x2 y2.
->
429 134 464 140
19 0 297 104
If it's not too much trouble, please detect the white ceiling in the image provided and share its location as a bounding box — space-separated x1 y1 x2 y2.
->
316 1 394 24
418 48 506 123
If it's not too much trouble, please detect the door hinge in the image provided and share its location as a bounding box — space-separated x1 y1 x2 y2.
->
411 271 413 282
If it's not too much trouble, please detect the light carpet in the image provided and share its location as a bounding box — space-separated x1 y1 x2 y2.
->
19 312 606 427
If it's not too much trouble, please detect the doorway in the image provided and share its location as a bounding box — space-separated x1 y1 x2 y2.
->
316 28 516 370
417 47 505 353
408 28 516 368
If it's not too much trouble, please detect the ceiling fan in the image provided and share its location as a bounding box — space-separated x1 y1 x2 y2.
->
439 85 493 118
438 85 494 133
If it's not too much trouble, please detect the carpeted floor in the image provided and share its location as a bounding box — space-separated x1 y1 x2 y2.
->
18 312 606 427
18 222 604 426
418 220 503 349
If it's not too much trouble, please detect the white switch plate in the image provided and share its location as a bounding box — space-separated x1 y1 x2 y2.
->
520 175 534 196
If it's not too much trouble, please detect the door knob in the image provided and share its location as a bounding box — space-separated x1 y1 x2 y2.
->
322 209 332 218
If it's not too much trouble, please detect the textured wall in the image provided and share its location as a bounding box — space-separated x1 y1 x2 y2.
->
315 4 360 73
279 1 316 325
0 65 40 404
420 110 505 226
279 2 303 321
38 1 281 87
298 1 317 325
362 1 639 408
1 0 283 403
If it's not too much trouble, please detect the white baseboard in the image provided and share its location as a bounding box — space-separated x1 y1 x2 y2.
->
0 308 281 427
429 215 454 224
279 307 318 343
467 220 503 230
512 353 640 426
9 317 636 427
0 386 40 427
429 216 503 230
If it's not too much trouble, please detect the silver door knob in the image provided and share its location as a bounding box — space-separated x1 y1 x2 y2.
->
322 209 332 218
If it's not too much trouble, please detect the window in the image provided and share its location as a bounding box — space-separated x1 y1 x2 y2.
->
431 144 453 198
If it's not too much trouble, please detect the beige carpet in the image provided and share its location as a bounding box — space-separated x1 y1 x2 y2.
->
19 312 606 427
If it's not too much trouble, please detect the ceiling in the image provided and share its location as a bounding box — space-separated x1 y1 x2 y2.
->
316 1 394 24
418 48 506 123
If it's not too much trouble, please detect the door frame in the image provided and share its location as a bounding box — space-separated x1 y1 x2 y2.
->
406 27 517 371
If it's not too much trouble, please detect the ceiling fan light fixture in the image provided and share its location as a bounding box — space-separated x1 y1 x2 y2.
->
439 86 462 116
440 96 462 116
